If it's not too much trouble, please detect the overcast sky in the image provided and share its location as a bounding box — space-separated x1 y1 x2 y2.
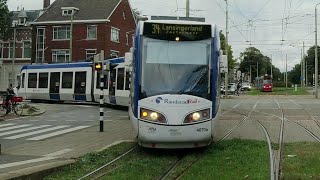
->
7 0 318 72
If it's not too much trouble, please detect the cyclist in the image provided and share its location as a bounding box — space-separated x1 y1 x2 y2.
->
5 84 16 114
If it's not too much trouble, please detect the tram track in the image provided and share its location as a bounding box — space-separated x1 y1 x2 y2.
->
77 147 136 180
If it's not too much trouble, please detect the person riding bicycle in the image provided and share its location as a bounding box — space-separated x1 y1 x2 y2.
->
5 84 16 114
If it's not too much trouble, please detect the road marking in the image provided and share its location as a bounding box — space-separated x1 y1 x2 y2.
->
4 125 69 140
0 156 56 169
26 126 89 141
83 120 94 121
0 125 51 137
47 120 58 121
0 124 32 132
45 149 73 157
7 116 29 121
0 123 15 128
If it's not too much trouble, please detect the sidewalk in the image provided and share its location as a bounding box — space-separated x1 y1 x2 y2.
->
0 119 134 180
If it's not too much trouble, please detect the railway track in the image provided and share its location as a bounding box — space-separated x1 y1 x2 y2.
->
77 147 136 180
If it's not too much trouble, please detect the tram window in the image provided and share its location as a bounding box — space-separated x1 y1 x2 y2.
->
104 74 108 89
21 73 25 88
125 71 130 90
62 72 73 88
28 73 37 88
117 68 125 90
38 73 48 88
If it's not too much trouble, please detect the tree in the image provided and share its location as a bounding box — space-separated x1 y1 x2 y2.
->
239 47 282 83
0 0 12 40
219 31 235 69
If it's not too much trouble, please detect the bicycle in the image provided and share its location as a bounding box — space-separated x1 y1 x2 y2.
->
0 96 23 117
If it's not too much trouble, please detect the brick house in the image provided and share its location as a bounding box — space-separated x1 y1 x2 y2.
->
31 0 136 64
0 9 42 92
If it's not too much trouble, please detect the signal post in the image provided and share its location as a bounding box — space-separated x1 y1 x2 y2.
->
93 51 106 132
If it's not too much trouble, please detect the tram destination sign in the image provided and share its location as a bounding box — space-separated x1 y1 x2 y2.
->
143 22 212 41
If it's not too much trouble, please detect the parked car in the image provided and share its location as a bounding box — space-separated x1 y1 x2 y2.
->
221 83 237 95
241 82 252 91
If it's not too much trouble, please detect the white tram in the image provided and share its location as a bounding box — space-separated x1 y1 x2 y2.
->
18 57 131 106
128 20 222 148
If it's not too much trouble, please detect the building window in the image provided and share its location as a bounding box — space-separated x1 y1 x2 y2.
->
123 11 126 19
53 26 70 40
0 42 3 58
9 42 14 58
111 27 120 42
38 73 48 88
110 50 119 57
86 49 97 60
126 33 129 46
19 18 26 25
62 72 73 88
23 41 31 58
52 50 70 63
62 10 73 16
36 28 45 63
87 26 97 39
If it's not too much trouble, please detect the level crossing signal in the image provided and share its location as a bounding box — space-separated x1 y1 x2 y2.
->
94 62 103 71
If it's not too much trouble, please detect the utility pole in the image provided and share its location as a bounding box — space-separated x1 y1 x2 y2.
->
224 0 229 97
303 41 305 89
250 65 252 84
306 60 308 88
270 54 273 78
186 0 190 17
257 62 258 77
301 49 303 89
315 3 320 98
11 26 16 85
286 54 288 89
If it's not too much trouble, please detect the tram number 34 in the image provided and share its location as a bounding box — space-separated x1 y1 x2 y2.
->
197 128 208 132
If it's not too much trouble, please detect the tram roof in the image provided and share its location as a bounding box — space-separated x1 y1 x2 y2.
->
21 57 125 71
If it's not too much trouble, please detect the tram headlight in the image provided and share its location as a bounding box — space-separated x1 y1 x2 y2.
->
140 108 167 123
184 109 210 124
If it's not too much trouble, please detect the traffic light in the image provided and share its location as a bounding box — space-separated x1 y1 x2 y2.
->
94 62 103 71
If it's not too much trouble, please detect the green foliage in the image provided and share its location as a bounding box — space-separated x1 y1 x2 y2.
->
0 0 12 39
239 47 282 83
219 30 235 69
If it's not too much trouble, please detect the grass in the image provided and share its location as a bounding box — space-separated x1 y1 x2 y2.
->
281 142 320 179
44 142 136 180
246 87 310 95
180 139 270 179
44 140 270 180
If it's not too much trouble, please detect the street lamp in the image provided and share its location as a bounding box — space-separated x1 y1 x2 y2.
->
61 7 79 62
315 3 320 98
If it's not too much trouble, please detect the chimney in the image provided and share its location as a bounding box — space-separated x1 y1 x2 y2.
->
43 0 50 9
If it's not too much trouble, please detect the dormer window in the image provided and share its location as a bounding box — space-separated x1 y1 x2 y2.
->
61 7 79 17
62 9 73 16
19 17 26 25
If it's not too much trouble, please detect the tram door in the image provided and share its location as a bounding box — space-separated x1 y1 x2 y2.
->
50 72 60 101
109 65 117 104
74 71 87 101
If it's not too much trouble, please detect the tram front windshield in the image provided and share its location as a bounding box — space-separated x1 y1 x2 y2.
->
140 37 211 99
